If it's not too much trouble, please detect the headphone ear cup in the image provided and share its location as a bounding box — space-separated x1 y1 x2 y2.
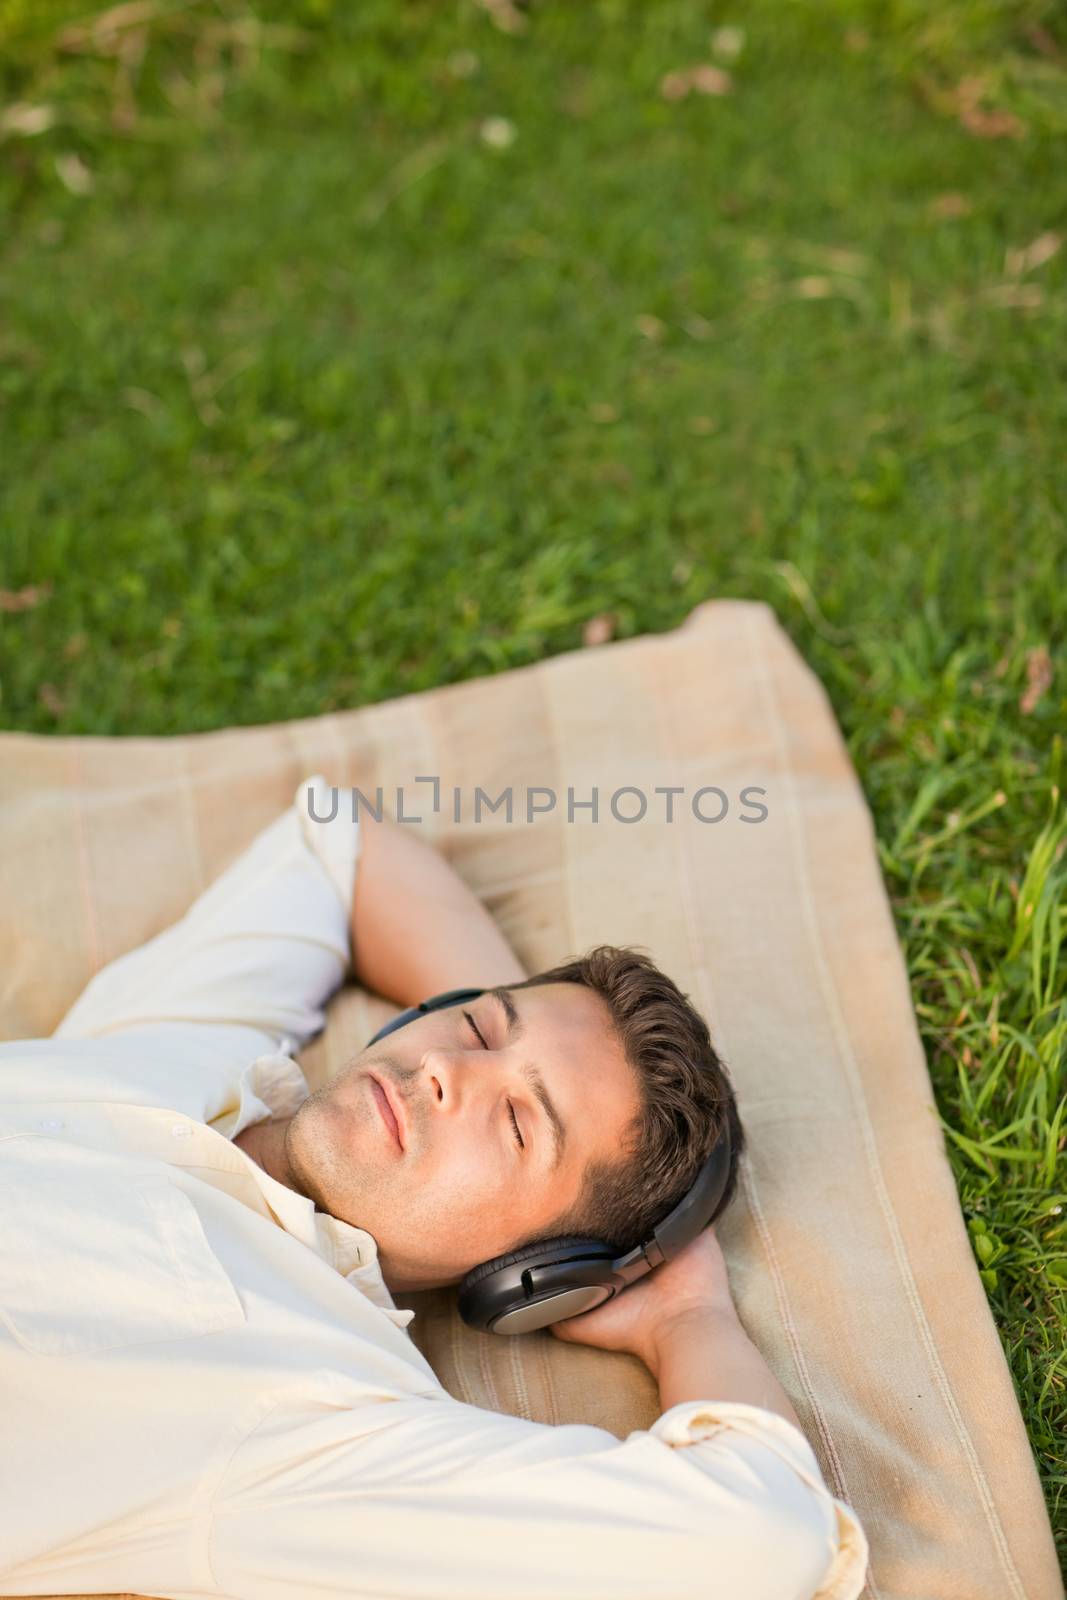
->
460 1235 604 1293
457 1236 616 1334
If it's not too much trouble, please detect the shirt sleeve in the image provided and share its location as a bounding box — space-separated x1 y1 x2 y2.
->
51 774 360 1061
652 1400 869 1600
208 1387 869 1600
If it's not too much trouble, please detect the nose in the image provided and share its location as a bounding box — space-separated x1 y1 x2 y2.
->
420 1042 485 1113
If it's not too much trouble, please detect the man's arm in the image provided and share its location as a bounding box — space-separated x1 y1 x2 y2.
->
52 775 358 1060
350 811 528 1008
53 771 526 1069
209 1229 869 1600
210 1384 861 1600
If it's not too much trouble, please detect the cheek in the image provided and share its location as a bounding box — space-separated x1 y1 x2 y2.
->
420 1136 519 1231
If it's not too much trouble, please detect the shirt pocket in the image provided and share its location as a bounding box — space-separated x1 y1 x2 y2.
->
0 1140 246 1356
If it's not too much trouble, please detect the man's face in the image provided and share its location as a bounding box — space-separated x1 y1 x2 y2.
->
282 982 640 1292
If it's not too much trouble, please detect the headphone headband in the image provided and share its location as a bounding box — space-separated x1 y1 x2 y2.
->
366 986 733 1334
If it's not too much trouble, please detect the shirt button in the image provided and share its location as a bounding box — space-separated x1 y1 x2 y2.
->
37 1116 64 1132
171 1123 193 1138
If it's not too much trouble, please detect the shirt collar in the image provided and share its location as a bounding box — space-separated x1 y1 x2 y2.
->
233 1050 416 1331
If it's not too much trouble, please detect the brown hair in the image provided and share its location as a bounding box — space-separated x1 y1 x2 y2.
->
505 943 745 1255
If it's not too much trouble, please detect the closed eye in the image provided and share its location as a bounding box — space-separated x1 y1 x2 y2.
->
464 1009 524 1151
463 1010 487 1049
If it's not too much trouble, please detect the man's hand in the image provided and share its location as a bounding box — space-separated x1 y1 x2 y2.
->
550 1227 806 1433
548 1228 739 1371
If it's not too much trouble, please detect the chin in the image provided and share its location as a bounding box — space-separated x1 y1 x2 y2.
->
283 1117 333 1212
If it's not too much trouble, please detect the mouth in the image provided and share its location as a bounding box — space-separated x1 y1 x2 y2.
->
370 1075 405 1152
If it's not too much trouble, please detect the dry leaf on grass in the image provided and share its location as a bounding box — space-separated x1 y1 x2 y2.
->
1005 231 1062 277
55 152 94 193
37 683 67 716
929 192 973 219
0 583 53 613
953 76 1024 140
1019 646 1052 715
711 27 745 61
634 314 666 341
582 613 617 648
447 50 480 79
1024 24 1062 59
1 102 56 136
476 0 527 34
919 75 1025 139
793 276 834 299
479 117 516 148
983 283 1044 309
660 64 733 101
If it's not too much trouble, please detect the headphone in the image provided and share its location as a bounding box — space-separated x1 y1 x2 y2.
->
366 985 733 1336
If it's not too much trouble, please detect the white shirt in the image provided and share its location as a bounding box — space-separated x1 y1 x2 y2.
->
0 775 869 1599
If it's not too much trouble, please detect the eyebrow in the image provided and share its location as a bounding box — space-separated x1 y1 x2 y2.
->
487 987 568 1171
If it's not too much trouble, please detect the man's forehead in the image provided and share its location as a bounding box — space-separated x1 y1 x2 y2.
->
505 983 633 1091
509 980 607 1030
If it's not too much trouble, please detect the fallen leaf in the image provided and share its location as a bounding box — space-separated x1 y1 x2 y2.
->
955 78 1024 140
63 632 88 659
1020 646 1052 714
635 313 666 341
0 582 53 613
124 386 161 416
596 461 632 487
793 276 834 298
844 27 869 51
659 70 691 102
37 683 66 716
929 192 972 219
58 0 175 51
1005 231 1062 277
711 26 744 60
55 152 94 193
476 0 527 34
961 101 1022 137
1024 24 1062 59
446 50 480 79
660 63 732 101
479 116 516 148
582 613 617 647
1 102 56 136
589 402 618 423
797 242 870 275
690 64 733 96
984 283 1043 309
688 415 717 435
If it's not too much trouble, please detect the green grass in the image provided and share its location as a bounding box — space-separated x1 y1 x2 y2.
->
2 0 1065 1562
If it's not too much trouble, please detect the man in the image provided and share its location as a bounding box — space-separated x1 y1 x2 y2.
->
0 774 868 1599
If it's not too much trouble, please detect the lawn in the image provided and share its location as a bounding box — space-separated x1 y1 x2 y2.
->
1 0 1065 1559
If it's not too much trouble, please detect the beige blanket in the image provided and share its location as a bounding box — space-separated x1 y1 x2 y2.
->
0 598 1060 1600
